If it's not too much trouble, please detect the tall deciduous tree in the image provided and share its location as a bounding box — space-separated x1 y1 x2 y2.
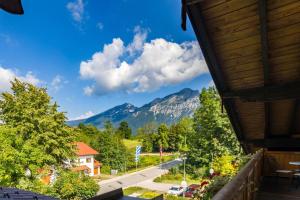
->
0 79 75 185
155 123 169 151
188 87 241 167
95 124 127 170
117 121 132 139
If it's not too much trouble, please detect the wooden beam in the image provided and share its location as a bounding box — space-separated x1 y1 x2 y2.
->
247 138 300 148
258 0 271 140
187 3 249 153
223 81 300 102
259 0 270 83
289 100 300 135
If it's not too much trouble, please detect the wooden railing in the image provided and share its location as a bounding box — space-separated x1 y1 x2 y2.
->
212 149 263 200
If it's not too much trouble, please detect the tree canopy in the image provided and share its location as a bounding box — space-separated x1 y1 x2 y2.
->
116 121 132 139
187 87 241 167
0 79 76 186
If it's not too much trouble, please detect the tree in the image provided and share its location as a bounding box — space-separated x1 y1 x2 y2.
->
154 123 169 151
167 124 183 152
116 121 132 139
52 170 98 200
187 87 241 167
137 122 158 152
0 79 75 185
167 118 194 152
76 124 100 149
94 124 127 170
103 120 114 135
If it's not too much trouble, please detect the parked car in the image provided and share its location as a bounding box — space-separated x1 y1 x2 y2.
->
184 184 201 198
167 186 184 196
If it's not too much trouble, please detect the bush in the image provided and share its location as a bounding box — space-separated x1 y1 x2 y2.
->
169 166 179 175
212 155 237 176
201 176 231 199
53 171 98 200
101 165 111 174
191 167 208 179
16 178 54 197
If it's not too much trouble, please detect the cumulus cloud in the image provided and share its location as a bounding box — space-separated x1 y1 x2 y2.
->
0 66 41 93
51 75 68 92
67 0 85 23
70 111 94 121
80 26 208 96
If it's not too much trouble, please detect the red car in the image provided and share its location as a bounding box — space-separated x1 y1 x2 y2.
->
184 184 201 198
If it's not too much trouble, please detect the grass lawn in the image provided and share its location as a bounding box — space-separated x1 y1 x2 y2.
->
123 139 141 151
154 173 200 185
123 187 162 199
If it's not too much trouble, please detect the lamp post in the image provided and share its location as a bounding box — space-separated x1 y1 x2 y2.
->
180 135 188 197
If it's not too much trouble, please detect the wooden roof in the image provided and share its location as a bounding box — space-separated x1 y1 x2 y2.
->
185 0 300 153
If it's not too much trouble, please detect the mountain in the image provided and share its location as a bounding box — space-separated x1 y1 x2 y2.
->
67 88 200 133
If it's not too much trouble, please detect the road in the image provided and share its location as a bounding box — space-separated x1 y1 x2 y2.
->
98 159 182 194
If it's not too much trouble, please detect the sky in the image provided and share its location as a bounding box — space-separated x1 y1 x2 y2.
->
0 0 212 120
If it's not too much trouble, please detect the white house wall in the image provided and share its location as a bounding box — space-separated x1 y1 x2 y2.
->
78 155 94 176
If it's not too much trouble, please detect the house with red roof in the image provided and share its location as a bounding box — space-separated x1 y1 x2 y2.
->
72 142 101 176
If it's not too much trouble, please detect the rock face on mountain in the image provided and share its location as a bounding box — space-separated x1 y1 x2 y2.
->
67 88 200 133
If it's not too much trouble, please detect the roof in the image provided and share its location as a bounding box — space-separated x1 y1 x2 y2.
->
72 165 91 173
0 187 56 199
185 0 300 152
75 142 98 156
0 0 24 15
94 160 102 167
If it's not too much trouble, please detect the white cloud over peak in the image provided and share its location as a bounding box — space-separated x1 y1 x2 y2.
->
80 27 208 96
0 66 41 93
69 111 94 121
67 0 85 23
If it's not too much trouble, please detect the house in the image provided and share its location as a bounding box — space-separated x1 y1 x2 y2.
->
73 142 101 176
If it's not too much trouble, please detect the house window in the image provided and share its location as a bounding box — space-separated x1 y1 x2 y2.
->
86 158 91 163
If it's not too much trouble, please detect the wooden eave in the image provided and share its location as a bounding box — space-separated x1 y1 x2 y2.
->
185 0 300 153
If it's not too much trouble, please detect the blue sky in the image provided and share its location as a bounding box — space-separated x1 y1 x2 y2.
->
0 0 212 120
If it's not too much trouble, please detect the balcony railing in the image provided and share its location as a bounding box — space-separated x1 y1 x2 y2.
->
212 150 263 200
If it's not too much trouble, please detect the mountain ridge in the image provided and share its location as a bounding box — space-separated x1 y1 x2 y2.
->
67 88 200 132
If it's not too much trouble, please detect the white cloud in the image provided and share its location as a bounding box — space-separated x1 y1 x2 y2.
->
67 0 85 23
70 111 94 121
80 27 208 96
127 26 148 56
96 22 104 30
0 66 41 93
51 75 68 92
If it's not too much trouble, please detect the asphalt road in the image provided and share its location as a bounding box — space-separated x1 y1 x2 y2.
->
98 159 182 194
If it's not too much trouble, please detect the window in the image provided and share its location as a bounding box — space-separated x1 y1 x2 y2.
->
86 158 91 163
